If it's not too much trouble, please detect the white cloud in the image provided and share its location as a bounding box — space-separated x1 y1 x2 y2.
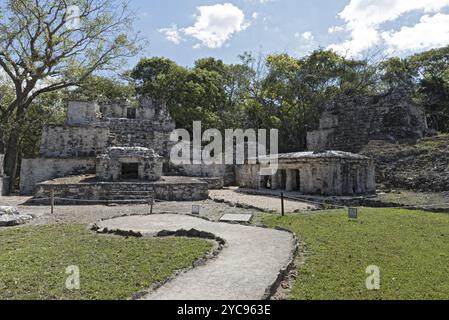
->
183 3 249 49
295 31 315 54
382 13 449 52
328 26 344 34
299 31 314 42
158 24 183 45
328 0 449 56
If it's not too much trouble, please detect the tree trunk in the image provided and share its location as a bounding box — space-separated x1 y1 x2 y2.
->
4 103 26 192
0 125 4 154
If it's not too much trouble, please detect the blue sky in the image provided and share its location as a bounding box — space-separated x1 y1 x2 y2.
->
130 0 449 67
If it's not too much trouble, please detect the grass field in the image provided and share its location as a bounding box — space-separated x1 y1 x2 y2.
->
0 224 213 300
262 208 449 300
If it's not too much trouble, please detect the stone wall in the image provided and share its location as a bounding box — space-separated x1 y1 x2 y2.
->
236 152 376 196
235 164 262 189
107 119 174 158
172 163 235 186
34 177 209 202
40 126 110 158
67 101 100 126
20 158 96 194
307 90 429 153
96 147 163 182
0 177 10 196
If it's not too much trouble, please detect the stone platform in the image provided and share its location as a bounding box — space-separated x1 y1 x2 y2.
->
31 175 208 204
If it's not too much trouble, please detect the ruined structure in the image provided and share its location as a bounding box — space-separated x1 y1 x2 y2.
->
21 99 211 202
236 151 376 196
96 147 163 182
307 90 429 153
20 99 174 194
0 154 9 196
20 96 378 201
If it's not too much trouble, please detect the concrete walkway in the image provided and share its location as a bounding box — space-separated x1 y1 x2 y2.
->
210 188 320 213
97 214 297 300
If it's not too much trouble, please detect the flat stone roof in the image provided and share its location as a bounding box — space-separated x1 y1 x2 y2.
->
256 150 372 161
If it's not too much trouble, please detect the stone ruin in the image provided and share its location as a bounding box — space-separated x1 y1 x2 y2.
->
96 147 163 182
21 98 219 203
17 95 379 201
236 151 376 196
307 90 429 153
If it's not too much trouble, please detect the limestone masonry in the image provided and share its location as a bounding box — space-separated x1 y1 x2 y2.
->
20 98 176 194
236 151 376 196
307 90 429 153
19 96 379 200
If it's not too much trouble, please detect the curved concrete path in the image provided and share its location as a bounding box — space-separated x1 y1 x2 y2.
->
97 214 296 300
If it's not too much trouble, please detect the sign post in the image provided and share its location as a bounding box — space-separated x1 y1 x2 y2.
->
348 207 358 220
192 205 200 215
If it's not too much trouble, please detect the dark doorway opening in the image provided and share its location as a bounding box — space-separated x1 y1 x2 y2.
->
279 170 287 189
121 163 139 179
127 108 136 119
295 170 301 192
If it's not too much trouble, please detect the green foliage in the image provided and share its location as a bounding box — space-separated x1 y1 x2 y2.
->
131 50 379 152
69 75 137 106
131 56 247 133
263 208 449 300
0 224 213 300
380 46 449 132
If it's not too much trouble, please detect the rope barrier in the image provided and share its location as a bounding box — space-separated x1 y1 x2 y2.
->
33 196 163 204
275 193 449 210
32 192 449 214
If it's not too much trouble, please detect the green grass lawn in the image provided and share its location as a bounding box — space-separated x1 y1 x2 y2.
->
262 208 449 300
0 224 213 300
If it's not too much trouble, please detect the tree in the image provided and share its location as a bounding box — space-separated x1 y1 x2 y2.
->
0 0 140 190
131 57 235 133
69 75 136 105
260 50 377 151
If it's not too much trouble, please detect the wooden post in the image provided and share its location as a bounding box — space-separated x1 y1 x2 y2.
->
149 195 154 215
281 192 285 217
50 189 55 215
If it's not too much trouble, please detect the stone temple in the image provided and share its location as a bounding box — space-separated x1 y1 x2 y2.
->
18 97 377 202
236 151 375 196
21 99 214 202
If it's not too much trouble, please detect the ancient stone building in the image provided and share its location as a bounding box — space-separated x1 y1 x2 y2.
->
236 151 376 196
20 96 378 200
20 98 176 194
307 90 428 153
96 147 163 182
21 98 218 202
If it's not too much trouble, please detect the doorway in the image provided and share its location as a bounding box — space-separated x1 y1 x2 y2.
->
121 163 139 179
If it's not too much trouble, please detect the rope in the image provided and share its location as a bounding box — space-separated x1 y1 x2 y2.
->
276 193 449 210
34 193 449 211
33 197 162 204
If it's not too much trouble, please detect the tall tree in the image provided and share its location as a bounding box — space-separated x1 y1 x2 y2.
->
0 0 140 190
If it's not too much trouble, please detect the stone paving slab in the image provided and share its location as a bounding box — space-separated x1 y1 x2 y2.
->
219 214 253 223
97 214 296 300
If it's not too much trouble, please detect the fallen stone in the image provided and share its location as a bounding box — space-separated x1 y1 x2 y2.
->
0 206 33 227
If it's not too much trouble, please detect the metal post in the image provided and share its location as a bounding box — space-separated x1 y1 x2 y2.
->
50 189 55 215
281 192 285 217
